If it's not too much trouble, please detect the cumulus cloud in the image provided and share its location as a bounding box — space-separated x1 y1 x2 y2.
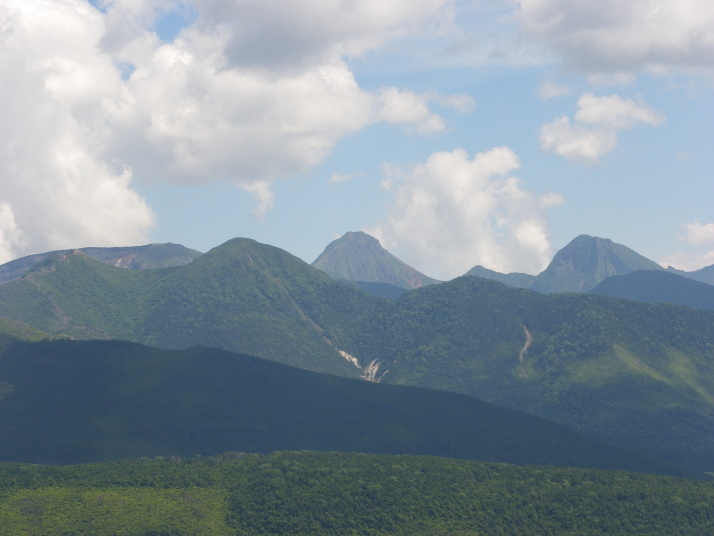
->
366 147 563 279
513 0 714 76
375 87 446 134
0 0 460 261
0 0 155 263
658 223 714 271
681 223 714 246
539 93 664 165
660 250 714 272
574 93 664 129
194 0 452 72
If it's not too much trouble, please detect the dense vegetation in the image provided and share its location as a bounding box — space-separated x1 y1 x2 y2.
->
1 338 699 478
0 238 712 457
375 277 714 457
0 451 712 535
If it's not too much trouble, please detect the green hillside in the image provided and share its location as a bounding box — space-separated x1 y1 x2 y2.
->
0 338 695 478
374 277 714 454
312 231 439 289
0 238 712 455
0 452 712 536
0 241 373 376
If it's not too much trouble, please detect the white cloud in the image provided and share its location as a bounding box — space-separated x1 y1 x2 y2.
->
375 87 447 134
0 0 462 261
428 92 477 113
0 0 155 263
574 93 665 130
539 117 616 166
514 0 714 76
238 180 274 220
193 0 453 72
538 78 571 100
539 93 664 165
659 222 714 270
366 147 563 279
681 223 714 246
660 250 714 271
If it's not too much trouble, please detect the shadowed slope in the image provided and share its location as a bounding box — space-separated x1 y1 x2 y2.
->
0 338 702 479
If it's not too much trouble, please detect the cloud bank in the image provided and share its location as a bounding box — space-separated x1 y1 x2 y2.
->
0 0 155 262
514 0 714 76
540 93 664 165
0 0 458 262
367 147 563 279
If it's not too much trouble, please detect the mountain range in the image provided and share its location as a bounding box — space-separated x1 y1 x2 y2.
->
0 237 711 463
0 243 202 285
318 231 714 313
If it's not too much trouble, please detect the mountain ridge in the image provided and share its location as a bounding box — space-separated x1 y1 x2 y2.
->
0 242 203 285
0 236 711 456
591 269 714 310
312 231 439 289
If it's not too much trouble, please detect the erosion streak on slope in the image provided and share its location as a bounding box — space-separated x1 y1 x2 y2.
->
339 350 382 383
261 268 337 352
519 324 532 363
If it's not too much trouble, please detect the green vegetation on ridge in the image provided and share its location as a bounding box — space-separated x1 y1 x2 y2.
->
0 238 712 456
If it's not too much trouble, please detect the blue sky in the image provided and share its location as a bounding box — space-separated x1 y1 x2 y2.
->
1 0 712 279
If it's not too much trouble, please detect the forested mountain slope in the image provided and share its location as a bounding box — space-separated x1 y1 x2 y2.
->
0 238 712 455
1 338 695 477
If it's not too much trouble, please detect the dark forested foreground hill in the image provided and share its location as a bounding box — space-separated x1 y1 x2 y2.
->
0 452 712 536
0 238 712 456
0 339 701 480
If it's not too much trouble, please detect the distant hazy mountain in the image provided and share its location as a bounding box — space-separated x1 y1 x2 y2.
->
591 270 714 311
463 235 664 293
0 243 202 284
667 264 714 286
0 238 712 456
464 265 535 289
312 231 439 289
529 235 664 293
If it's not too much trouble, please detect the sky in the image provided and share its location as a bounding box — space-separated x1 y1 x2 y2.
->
0 0 712 280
